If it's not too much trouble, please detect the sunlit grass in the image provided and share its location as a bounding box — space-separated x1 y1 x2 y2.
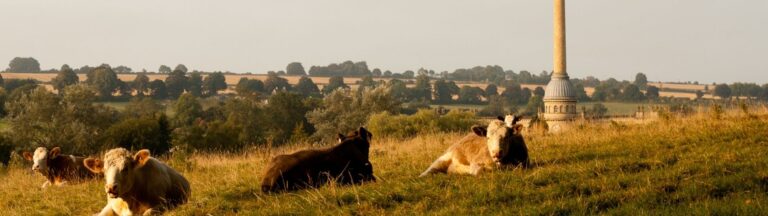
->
1 110 767 215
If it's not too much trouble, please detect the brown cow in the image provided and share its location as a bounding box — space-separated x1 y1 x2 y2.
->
419 116 529 177
83 148 191 215
261 127 376 192
22 147 100 188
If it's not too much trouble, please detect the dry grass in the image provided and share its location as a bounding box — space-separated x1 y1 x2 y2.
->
2 108 768 215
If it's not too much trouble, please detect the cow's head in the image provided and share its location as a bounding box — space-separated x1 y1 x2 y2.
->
22 147 62 175
84 148 152 199
472 117 524 165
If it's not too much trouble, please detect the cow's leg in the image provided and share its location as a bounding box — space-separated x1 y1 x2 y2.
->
41 181 51 189
95 205 115 216
469 163 483 176
419 153 452 177
446 162 474 175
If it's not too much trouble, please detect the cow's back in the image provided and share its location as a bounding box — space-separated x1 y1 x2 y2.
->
135 159 191 208
448 133 494 166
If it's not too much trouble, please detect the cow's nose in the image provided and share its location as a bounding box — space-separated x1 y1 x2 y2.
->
105 184 118 195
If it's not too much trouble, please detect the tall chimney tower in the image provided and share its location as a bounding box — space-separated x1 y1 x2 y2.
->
542 0 577 132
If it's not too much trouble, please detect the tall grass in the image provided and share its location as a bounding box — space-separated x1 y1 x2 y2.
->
1 110 767 215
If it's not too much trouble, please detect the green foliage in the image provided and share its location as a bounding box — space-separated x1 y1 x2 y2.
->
634 72 648 89
433 79 459 104
132 73 150 96
7 57 40 72
158 65 171 74
308 86 400 141
202 72 227 96
294 76 321 97
102 115 171 155
714 84 732 100
588 103 608 118
357 75 377 92
308 61 371 77
367 109 478 139
174 64 189 73
149 79 167 99
173 93 203 127
478 95 506 117
51 64 79 94
620 84 646 102
458 86 484 104
264 73 291 93
165 69 188 99
85 65 120 100
263 92 313 145
413 74 432 102
286 62 306 76
123 97 165 119
646 86 660 99
523 95 544 116
322 76 349 94
235 78 265 97
187 72 203 97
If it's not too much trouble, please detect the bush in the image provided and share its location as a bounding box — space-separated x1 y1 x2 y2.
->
367 109 478 139
102 115 172 155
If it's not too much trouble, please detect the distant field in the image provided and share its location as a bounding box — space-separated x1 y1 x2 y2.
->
578 102 649 115
2 72 717 100
2 111 767 215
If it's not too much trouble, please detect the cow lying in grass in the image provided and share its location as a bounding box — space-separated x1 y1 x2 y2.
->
261 127 376 192
419 116 529 177
22 147 100 188
84 148 190 216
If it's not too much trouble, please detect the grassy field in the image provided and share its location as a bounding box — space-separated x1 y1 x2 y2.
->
1 111 768 215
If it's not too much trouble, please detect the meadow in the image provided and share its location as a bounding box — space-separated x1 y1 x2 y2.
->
1 108 767 215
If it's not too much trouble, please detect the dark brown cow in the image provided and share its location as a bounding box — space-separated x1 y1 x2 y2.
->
22 147 100 188
261 127 376 192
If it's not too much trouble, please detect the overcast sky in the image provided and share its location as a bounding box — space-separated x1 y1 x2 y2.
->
1 0 766 83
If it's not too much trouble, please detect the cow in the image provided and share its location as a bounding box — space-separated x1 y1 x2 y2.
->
83 148 191 216
21 147 100 188
419 116 529 177
261 127 376 192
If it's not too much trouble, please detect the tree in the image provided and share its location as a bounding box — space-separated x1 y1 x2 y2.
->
51 64 79 94
286 62 306 76
263 92 313 144
202 72 227 96
414 74 432 101
165 69 188 99
235 78 265 97
113 66 132 73
123 97 165 119
574 84 590 102
86 65 120 100
533 87 545 98
589 103 608 118
402 70 415 79
307 86 400 141
294 76 321 97
634 73 648 89
158 65 172 74
174 64 189 73
501 83 525 105
7 57 40 72
620 84 646 102
358 75 377 92
433 79 456 104
695 90 704 100
457 86 484 104
646 86 660 100
383 70 393 77
132 73 150 96
323 76 349 94
149 80 167 100
173 93 202 127
264 73 291 93
372 68 382 77
523 95 544 116
714 84 732 100
103 115 171 155
187 72 203 97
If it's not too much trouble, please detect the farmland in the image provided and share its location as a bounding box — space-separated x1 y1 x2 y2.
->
1 109 766 215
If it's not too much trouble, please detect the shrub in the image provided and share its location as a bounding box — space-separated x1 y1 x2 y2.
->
102 115 172 155
368 109 478 139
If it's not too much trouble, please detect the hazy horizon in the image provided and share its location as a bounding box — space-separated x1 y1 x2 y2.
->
1 0 766 84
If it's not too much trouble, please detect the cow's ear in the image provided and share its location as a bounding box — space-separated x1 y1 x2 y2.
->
337 133 345 142
22 152 33 161
358 127 371 141
49 147 61 159
472 126 487 137
133 149 151 167
512 124 525 134
83 158 103 174
497 116 505 121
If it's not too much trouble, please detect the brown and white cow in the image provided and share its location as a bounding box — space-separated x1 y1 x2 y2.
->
83 148 191 216
22 147 100 188
419 116 529 177
261 127 376 192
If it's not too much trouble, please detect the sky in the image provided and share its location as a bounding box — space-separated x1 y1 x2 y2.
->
0 0 766 83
